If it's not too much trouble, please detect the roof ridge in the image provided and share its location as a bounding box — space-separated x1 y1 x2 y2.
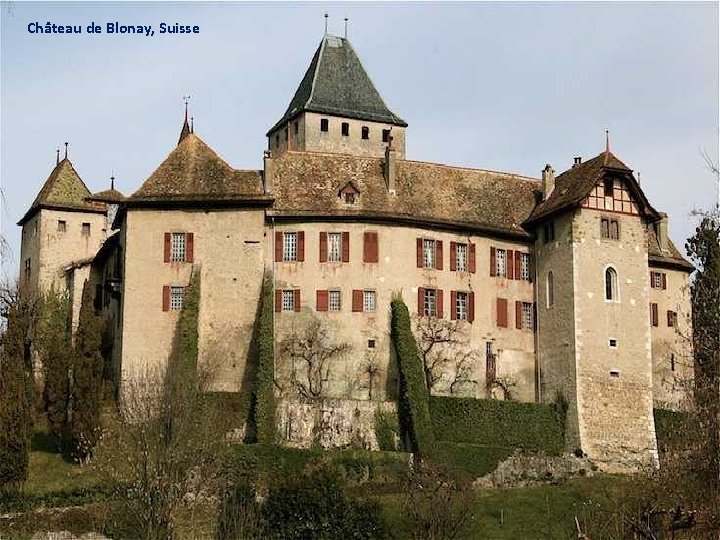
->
305 37 326 109
401 158 541 181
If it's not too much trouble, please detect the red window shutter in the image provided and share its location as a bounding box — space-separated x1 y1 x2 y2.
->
316 290 328 311
164 233 171 263
162 285 170 311
437 289 444 318
515 251 522 280
275 232 283 262
364 232 378 263
352 290 363 312
490 247 497 277
450 290 457 320
515 301 522 329
651 303 658 327
507 251 515 280
416 238 423 268
275 290 282 312
297 232 305 262
186 232 194 262
342 232 350 262
469 243 476 273
649 271 654 288
497 298 508 328
662 273 667 290
418 287 425 316
294 289 301 312
450 242 457 271
319 232 328 262
436 241 443 270
468 292 475 323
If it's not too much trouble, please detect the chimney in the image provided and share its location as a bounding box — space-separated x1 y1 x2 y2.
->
541 164 555 200
384 144 397 195
572 156 582 168
263 150 274 194
656 212 669 252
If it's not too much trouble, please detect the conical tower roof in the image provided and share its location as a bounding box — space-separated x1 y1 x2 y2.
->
268 35 406 135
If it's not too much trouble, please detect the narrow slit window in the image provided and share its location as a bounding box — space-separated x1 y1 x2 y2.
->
341 122 349 136
361 126 369 140
605 267 618 301
320 118 329 132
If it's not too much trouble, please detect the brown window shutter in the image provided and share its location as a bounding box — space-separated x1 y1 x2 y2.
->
468 292 475 323
352 290 363 312
275 290 282 312
162 285 170 311
437 289 444 318
666 310 672 327
316 290 328 312
418 287 425 316
164 233 171 263
342 232 350 262
297 232 305 262
416 238 423 268
436 241 443 270
507 251 515 280
649 271 654 288
490 247 497 277
275 232 283 262
515 301 522 329
319 232 328 262
450 290 457 320
450 242 457 271
186 232 194 262
662 273 667 290
294 289 301 312
497 298 508 328
651 303 658 327
469 243 476 273
515 251 522 280
364 232 378 263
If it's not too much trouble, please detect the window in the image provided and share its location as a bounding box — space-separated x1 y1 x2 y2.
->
33 222 37 237
423 239 436 268
341 122 349 136
361 126 369 140
284 127 288 142
57 220 66 233
496 248 506 277
328 232 342 262
604 177 614 197
320 118 329 132
170 286 184 311
605 267 618 301
328 290 341 312
670 354 675 372
81 222 91 236
344 192 356 204
282 290 295 311
651 271 667 290
667 310 677 328
547 271 554 307
275 134 280 148
24 259 31 282
609 338 618 348
455 243 467 272
283 232 298 261
520 253 531 280
521 302 534 330
423 288 437 317
651 302 659 326
368 339 376 349
171 232 186 262
543 223 555 244
363 290 376 312
601 218 620 240
293 121 298 134
456 291 468 321
382 129 390 143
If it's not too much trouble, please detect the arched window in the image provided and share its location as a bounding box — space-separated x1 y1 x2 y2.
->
605 267 618 301
547 271 555 307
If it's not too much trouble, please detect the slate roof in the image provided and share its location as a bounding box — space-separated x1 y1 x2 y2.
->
647 226 694 272
269 151 538 238
128 133 266 203
268 35 406 135
88 188 126 203
525 151 657 226
18 158 102 225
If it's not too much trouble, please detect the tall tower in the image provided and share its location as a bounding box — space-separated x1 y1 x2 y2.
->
266 35 407 158
527 150 662 472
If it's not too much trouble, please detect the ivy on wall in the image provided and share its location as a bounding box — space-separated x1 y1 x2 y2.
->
390 295 435 459
252 272 276 444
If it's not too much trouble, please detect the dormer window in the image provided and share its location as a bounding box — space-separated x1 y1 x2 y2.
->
338 181 360 205
344 192 356 204
361 126 369 140
341 122 349 136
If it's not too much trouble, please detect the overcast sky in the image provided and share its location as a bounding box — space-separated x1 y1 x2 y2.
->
1 1 718 278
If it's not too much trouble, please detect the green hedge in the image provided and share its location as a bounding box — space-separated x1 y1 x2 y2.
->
429 397 564 454
654 408 689 453
433 442 514 478
251 272 276 444
374 409 400 452
390 296 435 459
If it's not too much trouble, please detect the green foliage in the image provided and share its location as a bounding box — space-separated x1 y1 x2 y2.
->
433 442 514 479
374 409 399 452
0 300 33 491
653 408 689 454
251 272 276 444
70 280 104 462
429 397 565 454
390 295 435 459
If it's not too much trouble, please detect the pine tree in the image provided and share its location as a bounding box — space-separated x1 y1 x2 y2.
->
70 280 104 462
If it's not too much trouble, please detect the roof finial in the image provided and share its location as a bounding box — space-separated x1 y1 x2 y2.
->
190 116 194 133
324 13 328 35
344 17 348 39
637 170 641 185
603 129 610 165
64 142 68 160
183 94 190 122
110 171 115 191
56 148 60 165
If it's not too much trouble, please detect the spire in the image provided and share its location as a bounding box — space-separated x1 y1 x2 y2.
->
178 95 191 145
604 130 610 165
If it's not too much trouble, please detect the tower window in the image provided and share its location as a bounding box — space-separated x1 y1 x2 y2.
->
81 223 91 236
382 129 390 143
543 222 555 244
275 134 280 148
670 353 675 372
605 267 618 301
604 178 614 197
547 271 554 308
57 220 66 233
601 218 620 240
361 126 369 140
284 128 288 142
320 118 329 132
341 122 349 136
293 121 298 134
24 259 31 282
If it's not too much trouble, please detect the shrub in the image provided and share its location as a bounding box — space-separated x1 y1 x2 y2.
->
251 272 276 444
374 409 399 452
433 442 514 479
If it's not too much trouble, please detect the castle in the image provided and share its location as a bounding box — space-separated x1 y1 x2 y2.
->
18 33 694 473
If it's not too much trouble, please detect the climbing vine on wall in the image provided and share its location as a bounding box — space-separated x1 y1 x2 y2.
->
252 272 276 444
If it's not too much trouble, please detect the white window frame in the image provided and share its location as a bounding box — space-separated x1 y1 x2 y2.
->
283 232 298 262
171 232 186 262
328 232 342 262
456 291 468 321
170 286 184 311
423 239 436 269
282 290 295 311
521 302 534 330
363 290 376 312
456 243 467 272
651 272 663 289
328 290 341 312
424 288 437 317
496 248 507 277
521 253 530 281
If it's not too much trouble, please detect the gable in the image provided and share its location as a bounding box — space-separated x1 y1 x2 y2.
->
581 176 640 215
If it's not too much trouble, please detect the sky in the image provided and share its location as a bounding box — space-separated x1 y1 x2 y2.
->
1 1 718 279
